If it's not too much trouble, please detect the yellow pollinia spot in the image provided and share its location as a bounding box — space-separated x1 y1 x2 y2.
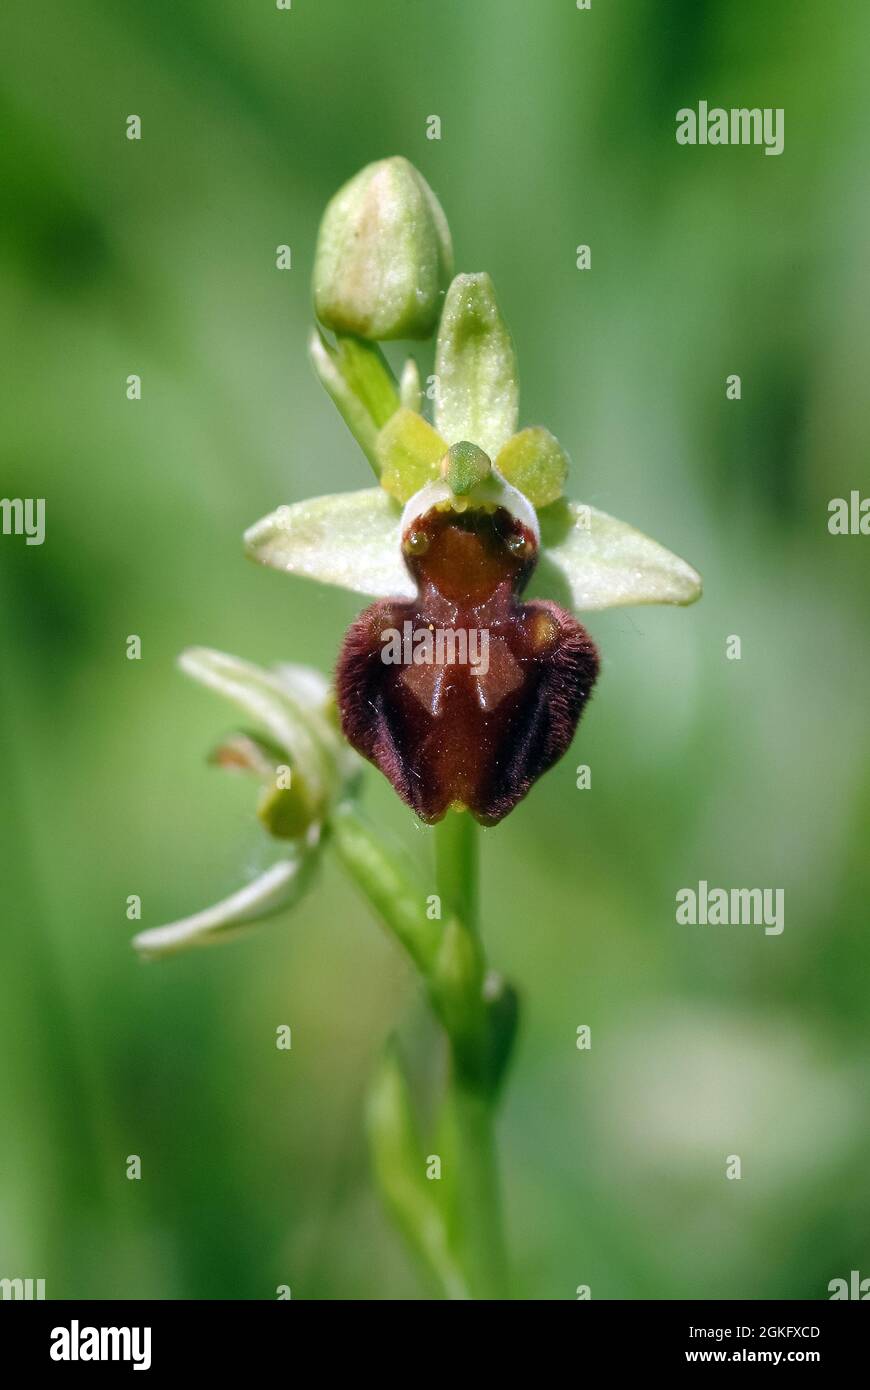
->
531 611 559 651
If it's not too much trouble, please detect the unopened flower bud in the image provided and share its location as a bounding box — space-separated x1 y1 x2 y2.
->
314 157 453 341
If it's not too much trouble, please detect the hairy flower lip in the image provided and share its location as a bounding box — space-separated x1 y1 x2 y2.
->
400 467 540 546
336 582 599 825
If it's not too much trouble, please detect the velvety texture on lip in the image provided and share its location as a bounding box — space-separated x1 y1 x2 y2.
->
336 504 599 824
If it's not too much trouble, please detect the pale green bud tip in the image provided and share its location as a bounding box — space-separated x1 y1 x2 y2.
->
313 156 453 342
441 441 492 496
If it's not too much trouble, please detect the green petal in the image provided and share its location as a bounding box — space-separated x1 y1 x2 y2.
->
132 852 317 960
434 273 519 457
245 487 415 599
534 499 703 611
377 407 447 503
496 427 569 508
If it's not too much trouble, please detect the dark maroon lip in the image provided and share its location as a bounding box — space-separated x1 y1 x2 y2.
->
400 504 540 604
336 506 598 825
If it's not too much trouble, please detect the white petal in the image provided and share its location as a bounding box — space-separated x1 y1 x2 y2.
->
245 488 415 599
132 853 316 960
534 500 702 611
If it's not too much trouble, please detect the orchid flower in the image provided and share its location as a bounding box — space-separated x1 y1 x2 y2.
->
133 157 701 1301
246 167 701 824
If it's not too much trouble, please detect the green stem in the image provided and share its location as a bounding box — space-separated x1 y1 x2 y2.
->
332 802 510 1299
435 813 509 1301
434 809 479 933
329 803 442 974
449 1078 509 1300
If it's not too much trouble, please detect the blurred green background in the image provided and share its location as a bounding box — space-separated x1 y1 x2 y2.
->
1 0 868 1300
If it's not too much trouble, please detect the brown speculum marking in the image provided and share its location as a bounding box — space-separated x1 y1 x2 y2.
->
336 502 599 825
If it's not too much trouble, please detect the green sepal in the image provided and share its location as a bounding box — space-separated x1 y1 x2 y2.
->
532 499 703 611
376 408 447 504
496 427 569 508
245 488 414 599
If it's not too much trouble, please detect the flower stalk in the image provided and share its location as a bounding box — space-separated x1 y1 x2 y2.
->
334 804 511 1298
435 816 510 1300
435 810 479 934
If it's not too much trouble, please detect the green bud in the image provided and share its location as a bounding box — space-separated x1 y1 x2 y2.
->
442 441 491 496
314 156 453 341
210 730 320 841
256 776 317 841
